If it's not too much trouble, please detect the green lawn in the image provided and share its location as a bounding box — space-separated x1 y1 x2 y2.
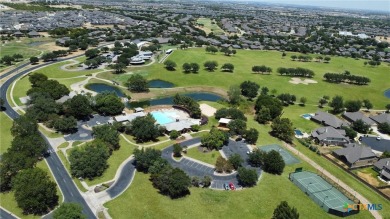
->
85 135 136 186
0 112 13 154
121 133 169 146
0 46 41 59
0 160 63 219
104 161 372 219
185 146 220 165
142 48 390 108
31 61 102 78
293 140 390 219
196 18 225 35
11 75 31 106
39 126 63 138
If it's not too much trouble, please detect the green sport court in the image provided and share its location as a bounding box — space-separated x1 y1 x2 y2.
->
290 171 358 216
258 144 300 165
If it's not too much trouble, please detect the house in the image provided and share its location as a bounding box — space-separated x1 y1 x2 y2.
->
218 118 231 127
311 111 349 129
13 31 24 37
27 30 40 38
134 107 144 113
114 112 145 123
333 144 378 168
311 126 349 146
370 113 390 125
373 158 390 182
342 111 376 126
163 120 194 133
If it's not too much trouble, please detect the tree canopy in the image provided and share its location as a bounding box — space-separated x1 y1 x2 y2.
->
201 128 229 150
63 94 93 119
12 168 58 215
129 114 160 142
126 74 149 92
69 140 110 180
272 201 299 219
237 167 258 187
240 81 259 99
133 148 162 173
271 118 294 143
92 124 120 151
94 92 124 116
53 203 86 219
263 150 285 175
255 95 283 121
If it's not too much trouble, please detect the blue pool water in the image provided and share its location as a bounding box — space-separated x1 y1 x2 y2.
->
302 114 312 119
294 129 303 136
151 111 175 125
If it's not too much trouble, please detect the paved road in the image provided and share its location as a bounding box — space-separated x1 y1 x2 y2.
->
0 208 17 219
0 62 30 79
106 158 136 199
162 138 262 189
0 55 96 219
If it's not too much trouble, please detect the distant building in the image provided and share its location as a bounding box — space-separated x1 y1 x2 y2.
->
342 111 375 126
373 158 390 182
311 126 349 146
311 111 349 129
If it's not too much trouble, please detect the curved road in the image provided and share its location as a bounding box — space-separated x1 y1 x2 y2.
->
0 55 95 218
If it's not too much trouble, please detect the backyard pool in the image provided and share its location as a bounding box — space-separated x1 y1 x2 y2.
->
302 113 312 120
294 129 304 136
151 111 175 124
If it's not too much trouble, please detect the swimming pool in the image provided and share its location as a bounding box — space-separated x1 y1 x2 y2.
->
294 129 304 136
151 111 175 125
302 114 312 119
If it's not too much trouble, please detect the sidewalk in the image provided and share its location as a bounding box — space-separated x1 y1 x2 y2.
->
282 142 382 219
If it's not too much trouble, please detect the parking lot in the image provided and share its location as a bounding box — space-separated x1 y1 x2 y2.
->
162 138 261 190
64 114 112 141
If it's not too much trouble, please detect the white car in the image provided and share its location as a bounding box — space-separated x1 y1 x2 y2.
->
376 136 381 141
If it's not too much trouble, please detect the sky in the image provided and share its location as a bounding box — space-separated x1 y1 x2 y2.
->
251 0 390 12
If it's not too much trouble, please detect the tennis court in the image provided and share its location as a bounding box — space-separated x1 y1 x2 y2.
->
259 144 300 165
290 171 355 213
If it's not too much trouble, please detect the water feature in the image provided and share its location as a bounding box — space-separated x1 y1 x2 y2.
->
148 80 174 88
128 92 224 108
85 83 126 97
385 89 390 99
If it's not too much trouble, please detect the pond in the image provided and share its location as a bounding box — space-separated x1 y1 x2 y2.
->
148 79 174 88
85 83 126 97
385 89 390 99
128 92 224 108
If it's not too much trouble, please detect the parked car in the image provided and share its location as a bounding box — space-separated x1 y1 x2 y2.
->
224 183 230 190
229 182 235 190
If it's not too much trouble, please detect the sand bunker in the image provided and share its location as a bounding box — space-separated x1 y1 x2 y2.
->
289 77 318 85
200 103 217 117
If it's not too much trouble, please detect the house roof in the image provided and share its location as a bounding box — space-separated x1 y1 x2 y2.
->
219 118 232 124
27 30 40 36
164 120 193 132
334 144 377 164
361 137 390 153
370 113 390 125
342 111 375 126
311 126 347 141
312 111 349 128
374 158 390 170
114 112 145 123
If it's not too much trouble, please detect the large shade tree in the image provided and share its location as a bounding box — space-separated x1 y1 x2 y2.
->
12 168 59 215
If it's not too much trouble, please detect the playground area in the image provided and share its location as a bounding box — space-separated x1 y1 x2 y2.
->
259 144 300 165
290 171 359 217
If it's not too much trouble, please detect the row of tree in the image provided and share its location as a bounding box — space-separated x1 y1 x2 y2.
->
277 67 315 78
248 149 286 175
0 53 23 65
252 65 272 74
173 93 202 118
291 55 331 63
323 72 371 85
0 115 59 215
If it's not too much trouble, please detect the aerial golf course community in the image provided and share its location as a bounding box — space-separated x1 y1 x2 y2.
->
1 39 390 219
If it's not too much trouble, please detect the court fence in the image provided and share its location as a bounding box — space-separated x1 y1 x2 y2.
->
289 170 360 217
